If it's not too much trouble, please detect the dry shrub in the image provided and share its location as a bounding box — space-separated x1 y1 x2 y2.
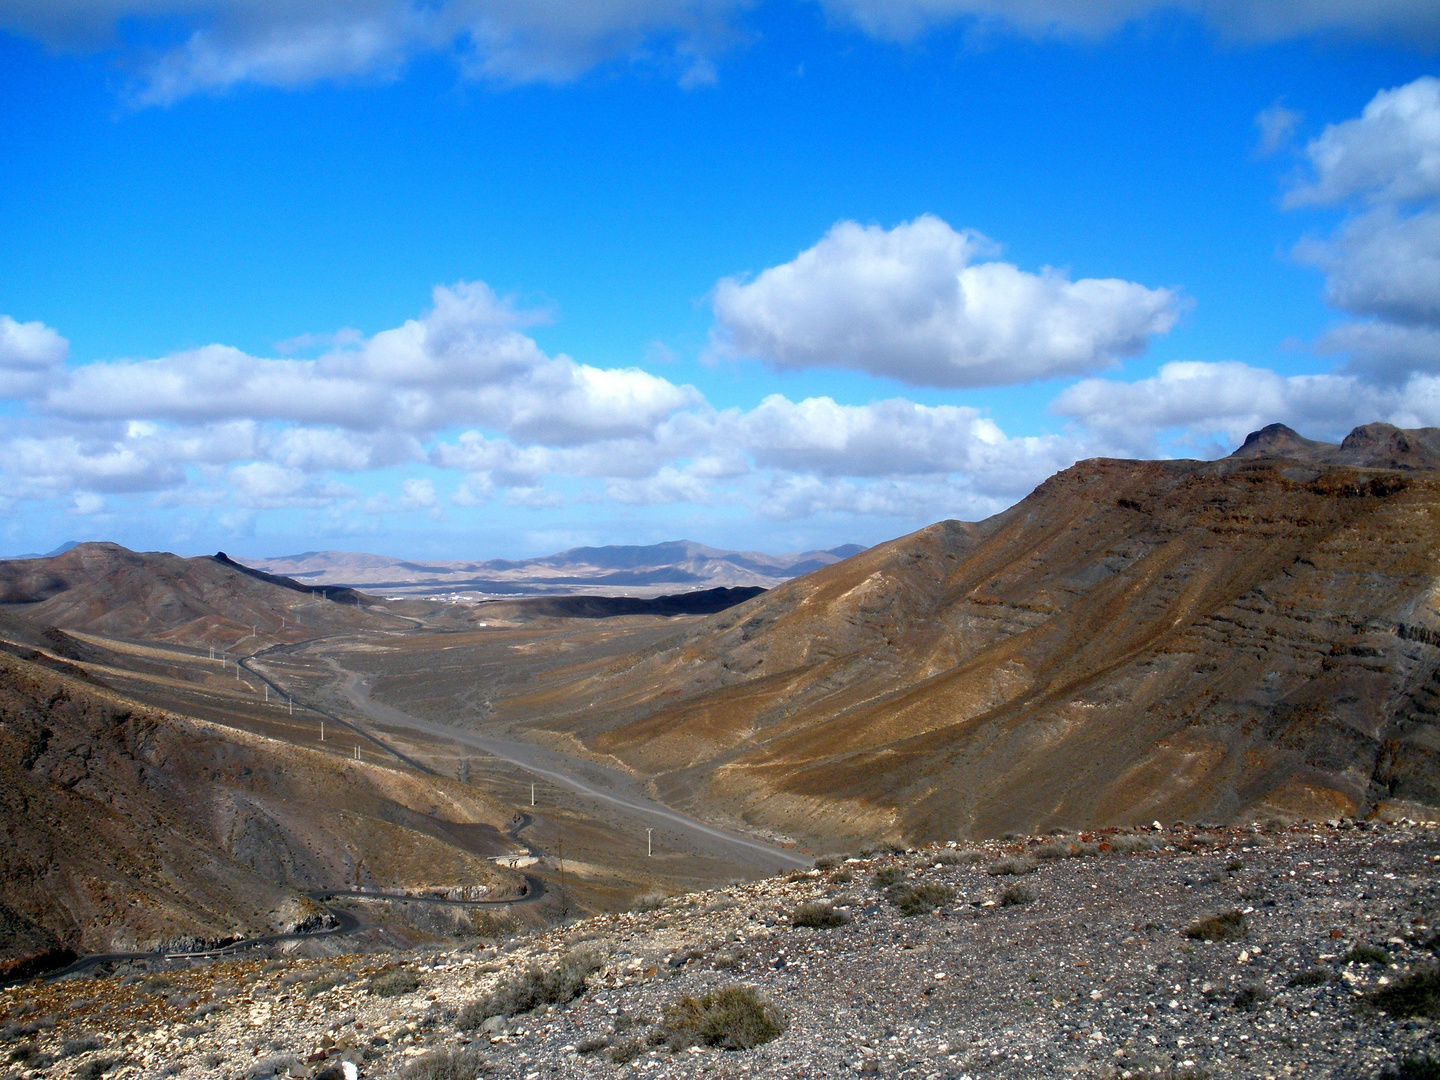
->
1369 967 1440 1020
887 882 955 916
1109 834 1158 854
1184 911 1247 942
400 1046 489 1080
1344 944 1392 967
367 966 421 997
792 901 849 928
999 884 1034 906
660 985 786 1051
457 949 602 1025
872 866 906 888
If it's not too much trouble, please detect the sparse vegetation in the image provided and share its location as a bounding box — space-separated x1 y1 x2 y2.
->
302 971 354 998
245 1055 298 1079
1368 967 1440 1019
872 865 906 888
886 882 955 916
632 892 668 912
1232 982 1271 1010
999 883 1034 906
1344 944 1392 966
400 1046 490 1080
458 949 602 1025
659 985 786 1050
607 1036 644 1063
1287 967 1330 988
931 850 966 866
987 857 1037 876
469 912 518 939
367 966 421 997
1184 910 1248 942
792 901 849 928
813 855 845 870
1109 834 1158 854
59 1036 102 1058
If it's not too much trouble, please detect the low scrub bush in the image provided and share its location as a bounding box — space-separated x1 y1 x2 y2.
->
813 855 845 871
1287 968 1330 988
1232 983 1271 1010
458 949 602 1025
1109 834 1157 854
659 985 786 1051
887 882 955 916
400 1047 489 1080
1368 967 1440 1020
59 1037 102 1058
999 884 1034 907
987 858 1037 877
368 967 421 997
632 893 668 912
470 912 518 939
872 866 906 888
792 901 849 928
1344 944 1392 967
1184 911 1248 942
930 851 965 866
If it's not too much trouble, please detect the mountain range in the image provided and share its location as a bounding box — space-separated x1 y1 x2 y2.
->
241 541 866 598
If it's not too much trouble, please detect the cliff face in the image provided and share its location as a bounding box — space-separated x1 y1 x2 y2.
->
517 426 1440 845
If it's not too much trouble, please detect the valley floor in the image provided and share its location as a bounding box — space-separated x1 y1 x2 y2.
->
4 820 1438 1080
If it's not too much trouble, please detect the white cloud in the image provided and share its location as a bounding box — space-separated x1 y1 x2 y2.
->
399 477 437 508
1052 359 1440 449
1295 206 1440 329
712 216 1179 388
1285 76 1440 209
818 0 1440 46
0 315 68 399
4 1 1432 107
1254 102 1302 157
41 282 698 444
1282 78 1440 383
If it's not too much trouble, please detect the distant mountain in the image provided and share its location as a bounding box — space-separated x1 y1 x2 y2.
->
1 540 83 561
243 540 867 598
512 423 1440 846
0 542 406 652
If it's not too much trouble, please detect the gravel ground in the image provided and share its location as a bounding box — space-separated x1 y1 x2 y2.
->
3 820 1437 1080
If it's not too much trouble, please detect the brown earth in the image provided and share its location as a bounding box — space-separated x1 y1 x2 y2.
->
496 424 1440 848
0 651 521 969
0 542 409 654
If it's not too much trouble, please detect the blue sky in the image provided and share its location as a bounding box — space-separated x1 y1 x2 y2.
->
1 1 1438 560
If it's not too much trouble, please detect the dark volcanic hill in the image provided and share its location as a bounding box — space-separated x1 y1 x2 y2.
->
504 423 1440 847
0 542 405 652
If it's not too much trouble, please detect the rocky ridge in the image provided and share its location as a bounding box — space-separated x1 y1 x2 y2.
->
2 820 1436 1080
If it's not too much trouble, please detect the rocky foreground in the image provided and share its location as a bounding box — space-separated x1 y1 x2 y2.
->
3 820 1438 1080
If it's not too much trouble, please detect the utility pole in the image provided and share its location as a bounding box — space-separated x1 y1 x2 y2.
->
530 782 535 807
264 685 268 702
320 720 324 741
647 828 653 857
289 697 293 716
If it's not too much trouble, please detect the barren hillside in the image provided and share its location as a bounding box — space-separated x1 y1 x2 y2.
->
0 653 520 973
504 424 1440 846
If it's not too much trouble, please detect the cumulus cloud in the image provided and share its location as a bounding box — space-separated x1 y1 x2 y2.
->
0 315 68 399
42 282 698 444
1284 78 1440 382
1285 76 1440 208
712 216 1179 388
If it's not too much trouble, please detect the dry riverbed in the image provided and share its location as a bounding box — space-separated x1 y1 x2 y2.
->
3 820 1437 1080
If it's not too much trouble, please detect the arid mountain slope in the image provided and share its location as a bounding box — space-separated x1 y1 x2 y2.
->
507 424 1440 845
0 543 405 651
0 652 517 969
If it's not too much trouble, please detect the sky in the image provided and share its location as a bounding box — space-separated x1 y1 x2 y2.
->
1 1 1438 561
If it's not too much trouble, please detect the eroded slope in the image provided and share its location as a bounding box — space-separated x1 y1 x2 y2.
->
506 428 1440 845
